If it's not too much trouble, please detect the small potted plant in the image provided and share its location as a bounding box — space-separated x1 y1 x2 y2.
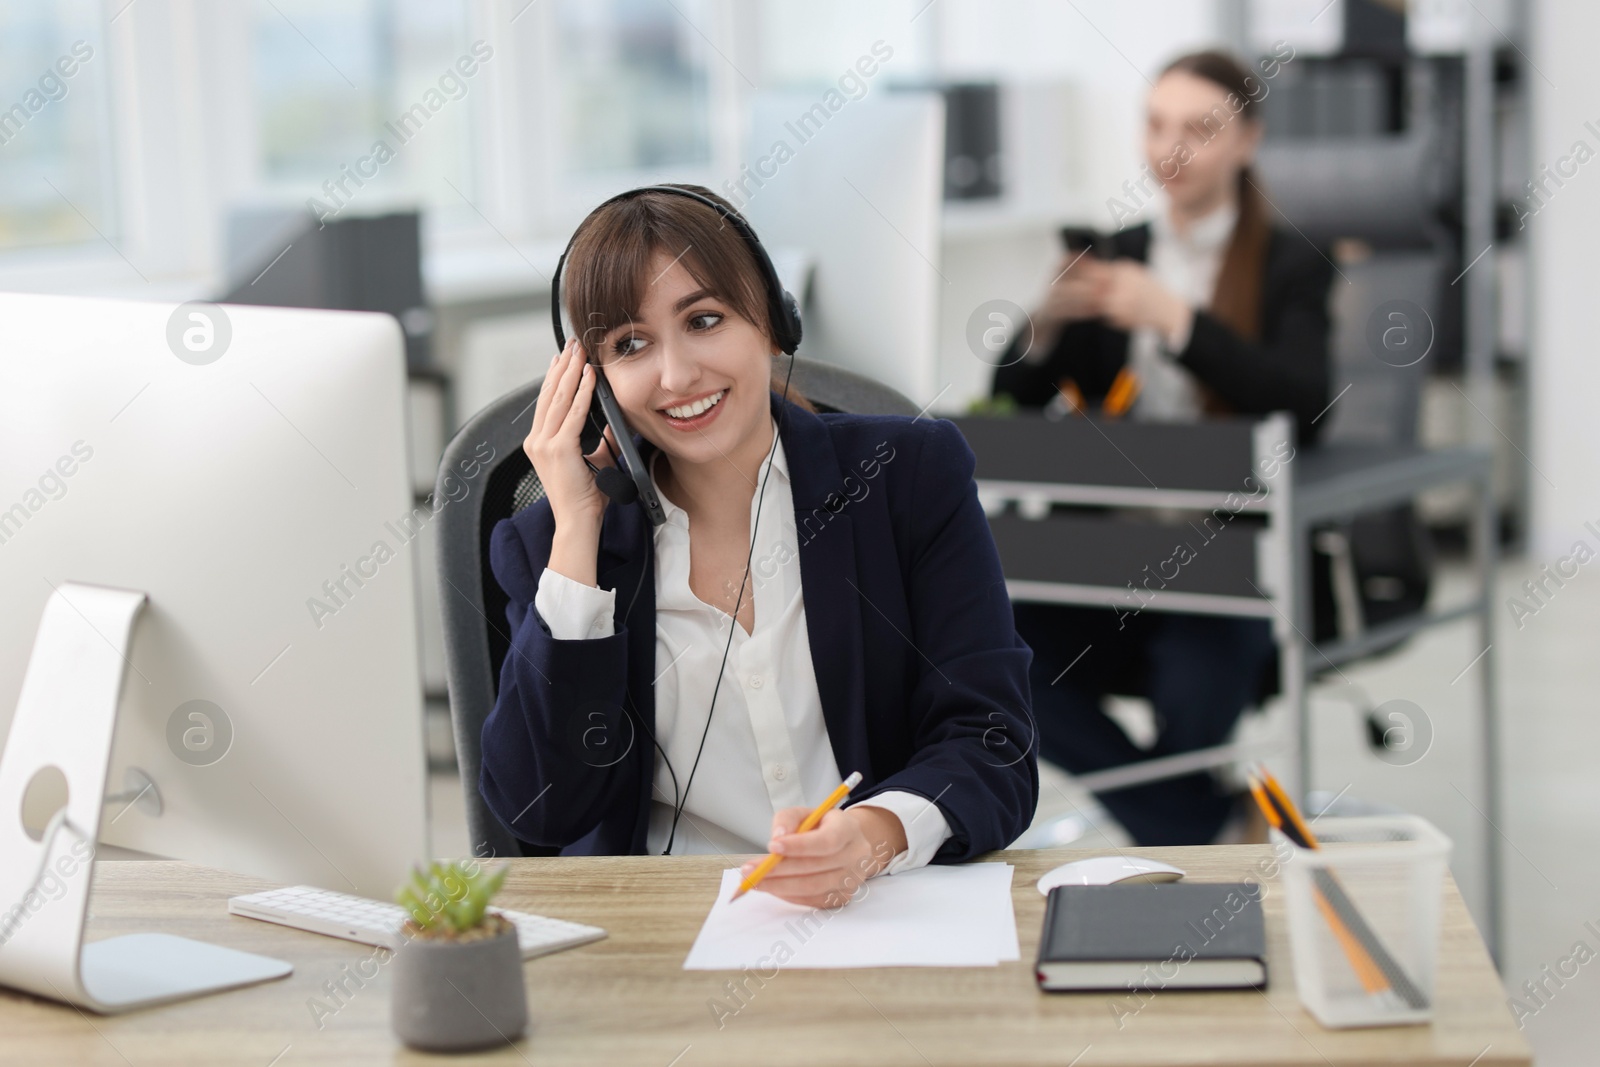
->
389 859 527 1052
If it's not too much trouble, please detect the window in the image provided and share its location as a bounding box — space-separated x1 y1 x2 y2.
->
0 0 747 277
252 0 476 222
553 0 712 175
0 1 112 252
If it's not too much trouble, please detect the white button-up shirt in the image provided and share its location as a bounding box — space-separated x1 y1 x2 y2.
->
533 419 952 873
1127 197 1238 422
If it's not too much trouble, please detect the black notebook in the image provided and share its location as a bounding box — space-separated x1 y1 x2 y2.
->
1035 883 1267 991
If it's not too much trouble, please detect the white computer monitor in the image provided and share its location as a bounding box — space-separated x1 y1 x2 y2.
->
0 293 430 899
741 91 946 406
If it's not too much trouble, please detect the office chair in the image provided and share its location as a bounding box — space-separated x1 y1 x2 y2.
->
1310 252 1438 642
435 355 919 861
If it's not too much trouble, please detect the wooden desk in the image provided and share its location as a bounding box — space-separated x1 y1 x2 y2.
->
2 847 1529 1066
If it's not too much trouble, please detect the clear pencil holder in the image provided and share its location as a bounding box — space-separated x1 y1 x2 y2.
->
1279 814 1452 1029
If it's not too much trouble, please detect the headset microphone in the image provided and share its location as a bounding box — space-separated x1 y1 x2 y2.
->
592 465 636 505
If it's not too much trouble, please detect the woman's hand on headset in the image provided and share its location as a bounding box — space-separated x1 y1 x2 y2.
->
524 339 620 586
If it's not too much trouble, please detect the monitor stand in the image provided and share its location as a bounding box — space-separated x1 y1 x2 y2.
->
0 582 292 1013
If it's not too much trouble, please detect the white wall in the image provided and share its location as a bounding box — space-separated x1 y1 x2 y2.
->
1528 2 1600 558
925 0 1228 412
936 0 1222 229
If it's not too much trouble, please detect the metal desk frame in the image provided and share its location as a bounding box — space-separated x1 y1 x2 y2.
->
962 412 1501 957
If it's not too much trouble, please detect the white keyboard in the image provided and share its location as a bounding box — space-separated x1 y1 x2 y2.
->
228 885 607 960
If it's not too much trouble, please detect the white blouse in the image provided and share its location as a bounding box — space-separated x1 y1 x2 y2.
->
532 421 953 873
1126 196 1239 422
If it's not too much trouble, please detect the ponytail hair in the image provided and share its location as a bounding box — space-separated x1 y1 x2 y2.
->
1160 50 1272 342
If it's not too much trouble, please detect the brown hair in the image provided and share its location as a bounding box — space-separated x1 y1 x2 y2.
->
560 183 816 412
1159 50 1271 342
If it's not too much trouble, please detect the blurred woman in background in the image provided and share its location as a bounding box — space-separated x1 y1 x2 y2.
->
991 49 1334 846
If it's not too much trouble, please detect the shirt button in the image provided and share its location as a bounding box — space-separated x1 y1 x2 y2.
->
772 764 787 780
749 674 763 688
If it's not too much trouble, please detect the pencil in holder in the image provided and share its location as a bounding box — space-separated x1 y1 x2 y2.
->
1279 814 1452 1028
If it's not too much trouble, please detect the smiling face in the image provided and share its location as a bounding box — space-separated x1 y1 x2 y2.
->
1144 68 1262 217
588 248 776 473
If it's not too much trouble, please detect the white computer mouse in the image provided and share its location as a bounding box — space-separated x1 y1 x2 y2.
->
1035 856 1187 895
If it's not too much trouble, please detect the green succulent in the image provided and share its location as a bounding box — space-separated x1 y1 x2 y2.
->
964 393 1017 417
395 860 508 934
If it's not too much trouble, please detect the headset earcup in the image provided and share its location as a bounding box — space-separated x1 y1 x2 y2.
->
780 290 802 353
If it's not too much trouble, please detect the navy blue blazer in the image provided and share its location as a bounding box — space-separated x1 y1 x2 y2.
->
480 390 1038 862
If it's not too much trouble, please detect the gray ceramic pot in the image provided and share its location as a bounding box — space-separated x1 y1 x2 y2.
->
390 919 528 1052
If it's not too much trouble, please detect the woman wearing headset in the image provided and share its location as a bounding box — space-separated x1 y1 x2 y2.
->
481 184 1037 909
992 50 1333 846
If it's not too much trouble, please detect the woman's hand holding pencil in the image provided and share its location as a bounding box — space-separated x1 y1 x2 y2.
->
734 771 908 909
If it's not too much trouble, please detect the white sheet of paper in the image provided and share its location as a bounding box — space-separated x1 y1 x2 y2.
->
991 868 1021 962
684 862 1018 969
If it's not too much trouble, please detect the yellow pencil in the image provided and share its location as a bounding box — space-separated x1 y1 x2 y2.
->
1103 367 1141 416
1257 766 1320 849
731 771 863 902
1247 772 1389 995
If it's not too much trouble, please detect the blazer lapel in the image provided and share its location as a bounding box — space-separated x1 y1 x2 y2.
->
595 473 657 851
595 493 655 655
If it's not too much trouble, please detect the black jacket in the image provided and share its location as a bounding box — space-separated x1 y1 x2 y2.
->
992 223 1334 442
481 391 1038 859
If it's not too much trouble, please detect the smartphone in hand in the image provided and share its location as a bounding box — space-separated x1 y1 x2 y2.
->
577 358 666 527
1059 226 1105 259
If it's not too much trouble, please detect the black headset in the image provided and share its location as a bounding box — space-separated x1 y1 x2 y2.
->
548 184 803 854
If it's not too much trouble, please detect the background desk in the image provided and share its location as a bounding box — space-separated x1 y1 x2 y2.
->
2 849 1528 1066
957 414 1503 956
